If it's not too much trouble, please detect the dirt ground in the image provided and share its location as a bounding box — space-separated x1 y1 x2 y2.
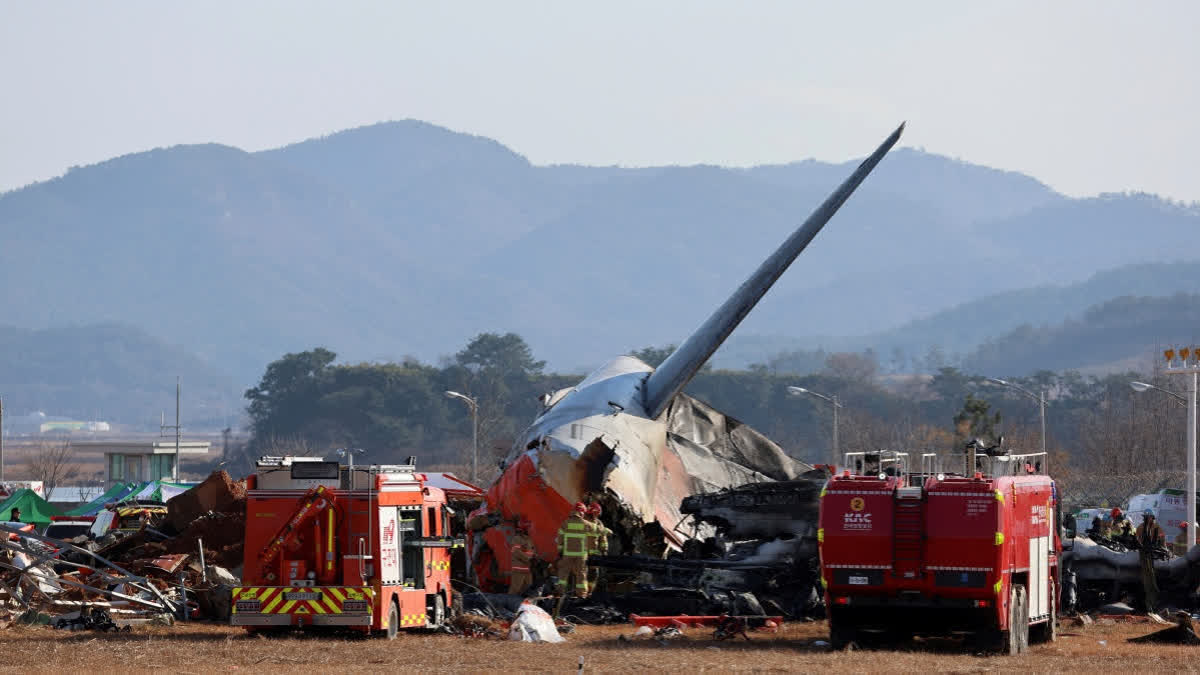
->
1 618 1197 673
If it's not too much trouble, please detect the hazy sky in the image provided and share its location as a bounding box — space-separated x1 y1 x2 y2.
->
2 2 1197 200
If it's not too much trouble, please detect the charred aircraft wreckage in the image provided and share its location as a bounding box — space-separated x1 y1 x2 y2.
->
466 123 905 617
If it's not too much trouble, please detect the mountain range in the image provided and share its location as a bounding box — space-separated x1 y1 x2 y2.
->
2 119 1198 419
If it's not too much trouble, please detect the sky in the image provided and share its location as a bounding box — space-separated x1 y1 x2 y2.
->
2 2 1198 200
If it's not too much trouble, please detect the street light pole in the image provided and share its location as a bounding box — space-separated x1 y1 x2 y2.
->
832 394 839 467
1191 371 1198 549
1139 347 1200 549
987 378 1048 462
1132 378 1193 547
788 386 843 467
1038 391 1046 458
445 391 479 483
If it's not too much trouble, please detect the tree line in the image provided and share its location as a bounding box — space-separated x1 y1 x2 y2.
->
234 332 1188 483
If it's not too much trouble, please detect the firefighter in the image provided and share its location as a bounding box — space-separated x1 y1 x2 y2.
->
585 503 611 556
509 520 535 596
554 502 590 599
1173 522 1192 557
1111 507 1133 539
585 503 612 596
1135 509 1164 611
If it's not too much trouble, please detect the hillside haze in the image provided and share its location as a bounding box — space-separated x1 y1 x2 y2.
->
2 120 1198 387
0 323 239 426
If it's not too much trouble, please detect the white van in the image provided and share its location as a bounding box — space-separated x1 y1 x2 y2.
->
1127 489 1197 543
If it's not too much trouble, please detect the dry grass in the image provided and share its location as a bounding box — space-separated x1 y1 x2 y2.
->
0 619 1196 673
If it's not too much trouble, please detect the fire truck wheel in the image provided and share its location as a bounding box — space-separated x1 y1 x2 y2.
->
426 592 446 628
387 600 400 640
1014 584 1029 653
828 609 855 650
1000 584 1028 655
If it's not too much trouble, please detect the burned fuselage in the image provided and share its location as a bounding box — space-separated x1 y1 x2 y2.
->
465 124 905 593
466 358 810 588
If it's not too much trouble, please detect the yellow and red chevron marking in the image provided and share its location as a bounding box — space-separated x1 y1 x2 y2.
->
232 587 375 615
400 613 428 627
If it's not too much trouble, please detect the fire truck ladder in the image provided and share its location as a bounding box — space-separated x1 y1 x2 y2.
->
892 485 924 578
258 484 338 581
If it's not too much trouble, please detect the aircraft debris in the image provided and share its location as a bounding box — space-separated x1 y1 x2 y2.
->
1128 611 1200 645
1065 536 1200 611
0 471 247 628
467 124 905 593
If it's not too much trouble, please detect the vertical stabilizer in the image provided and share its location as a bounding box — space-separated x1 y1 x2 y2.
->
642 123 905 419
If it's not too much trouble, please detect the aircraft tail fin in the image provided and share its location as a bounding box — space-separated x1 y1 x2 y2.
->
642 122 905 419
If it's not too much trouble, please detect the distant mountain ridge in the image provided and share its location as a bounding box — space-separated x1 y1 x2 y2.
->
2 119 1198 386
962 292 1200 375
716 261 1200 371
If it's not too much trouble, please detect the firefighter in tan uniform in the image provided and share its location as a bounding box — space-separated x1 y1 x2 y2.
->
1135 509 1164 611
585 503 611 596
509 520 535 595
555 502 590 598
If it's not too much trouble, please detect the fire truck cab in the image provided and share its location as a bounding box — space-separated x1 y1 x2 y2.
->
818 446 1060 653
232 456 461 638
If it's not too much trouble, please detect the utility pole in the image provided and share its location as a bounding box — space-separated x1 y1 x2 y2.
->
0 396 5 482
160 377 182 482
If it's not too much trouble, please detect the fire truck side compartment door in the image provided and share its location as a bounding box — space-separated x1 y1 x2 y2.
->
1029 534 1049 618
379 507 401 585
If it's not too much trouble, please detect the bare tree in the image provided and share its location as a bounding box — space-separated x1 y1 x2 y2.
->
1081 375 1185 475
26 440 80 501
258 434 319 457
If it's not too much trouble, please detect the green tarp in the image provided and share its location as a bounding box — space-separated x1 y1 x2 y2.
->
64 483 136 517
62 481 193 517
0 489 63 526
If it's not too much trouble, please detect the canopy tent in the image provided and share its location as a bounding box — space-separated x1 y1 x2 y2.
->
64 483 136 516
62 481 193 517
0 488 63 526
128 481 191 503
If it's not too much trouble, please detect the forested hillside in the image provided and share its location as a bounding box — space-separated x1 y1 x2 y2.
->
3 120 1197 382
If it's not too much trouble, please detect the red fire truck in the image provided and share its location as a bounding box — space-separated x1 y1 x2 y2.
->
232 457 465 638
818 447 1059 653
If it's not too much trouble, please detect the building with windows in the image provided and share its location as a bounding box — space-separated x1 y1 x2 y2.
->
73 440 211 487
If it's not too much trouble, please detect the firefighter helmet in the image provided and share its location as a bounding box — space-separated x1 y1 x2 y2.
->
1182 521 1189 530
1111 507 1123 520
1143 509 1154 518
574 502 587 515
588 503 602 516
